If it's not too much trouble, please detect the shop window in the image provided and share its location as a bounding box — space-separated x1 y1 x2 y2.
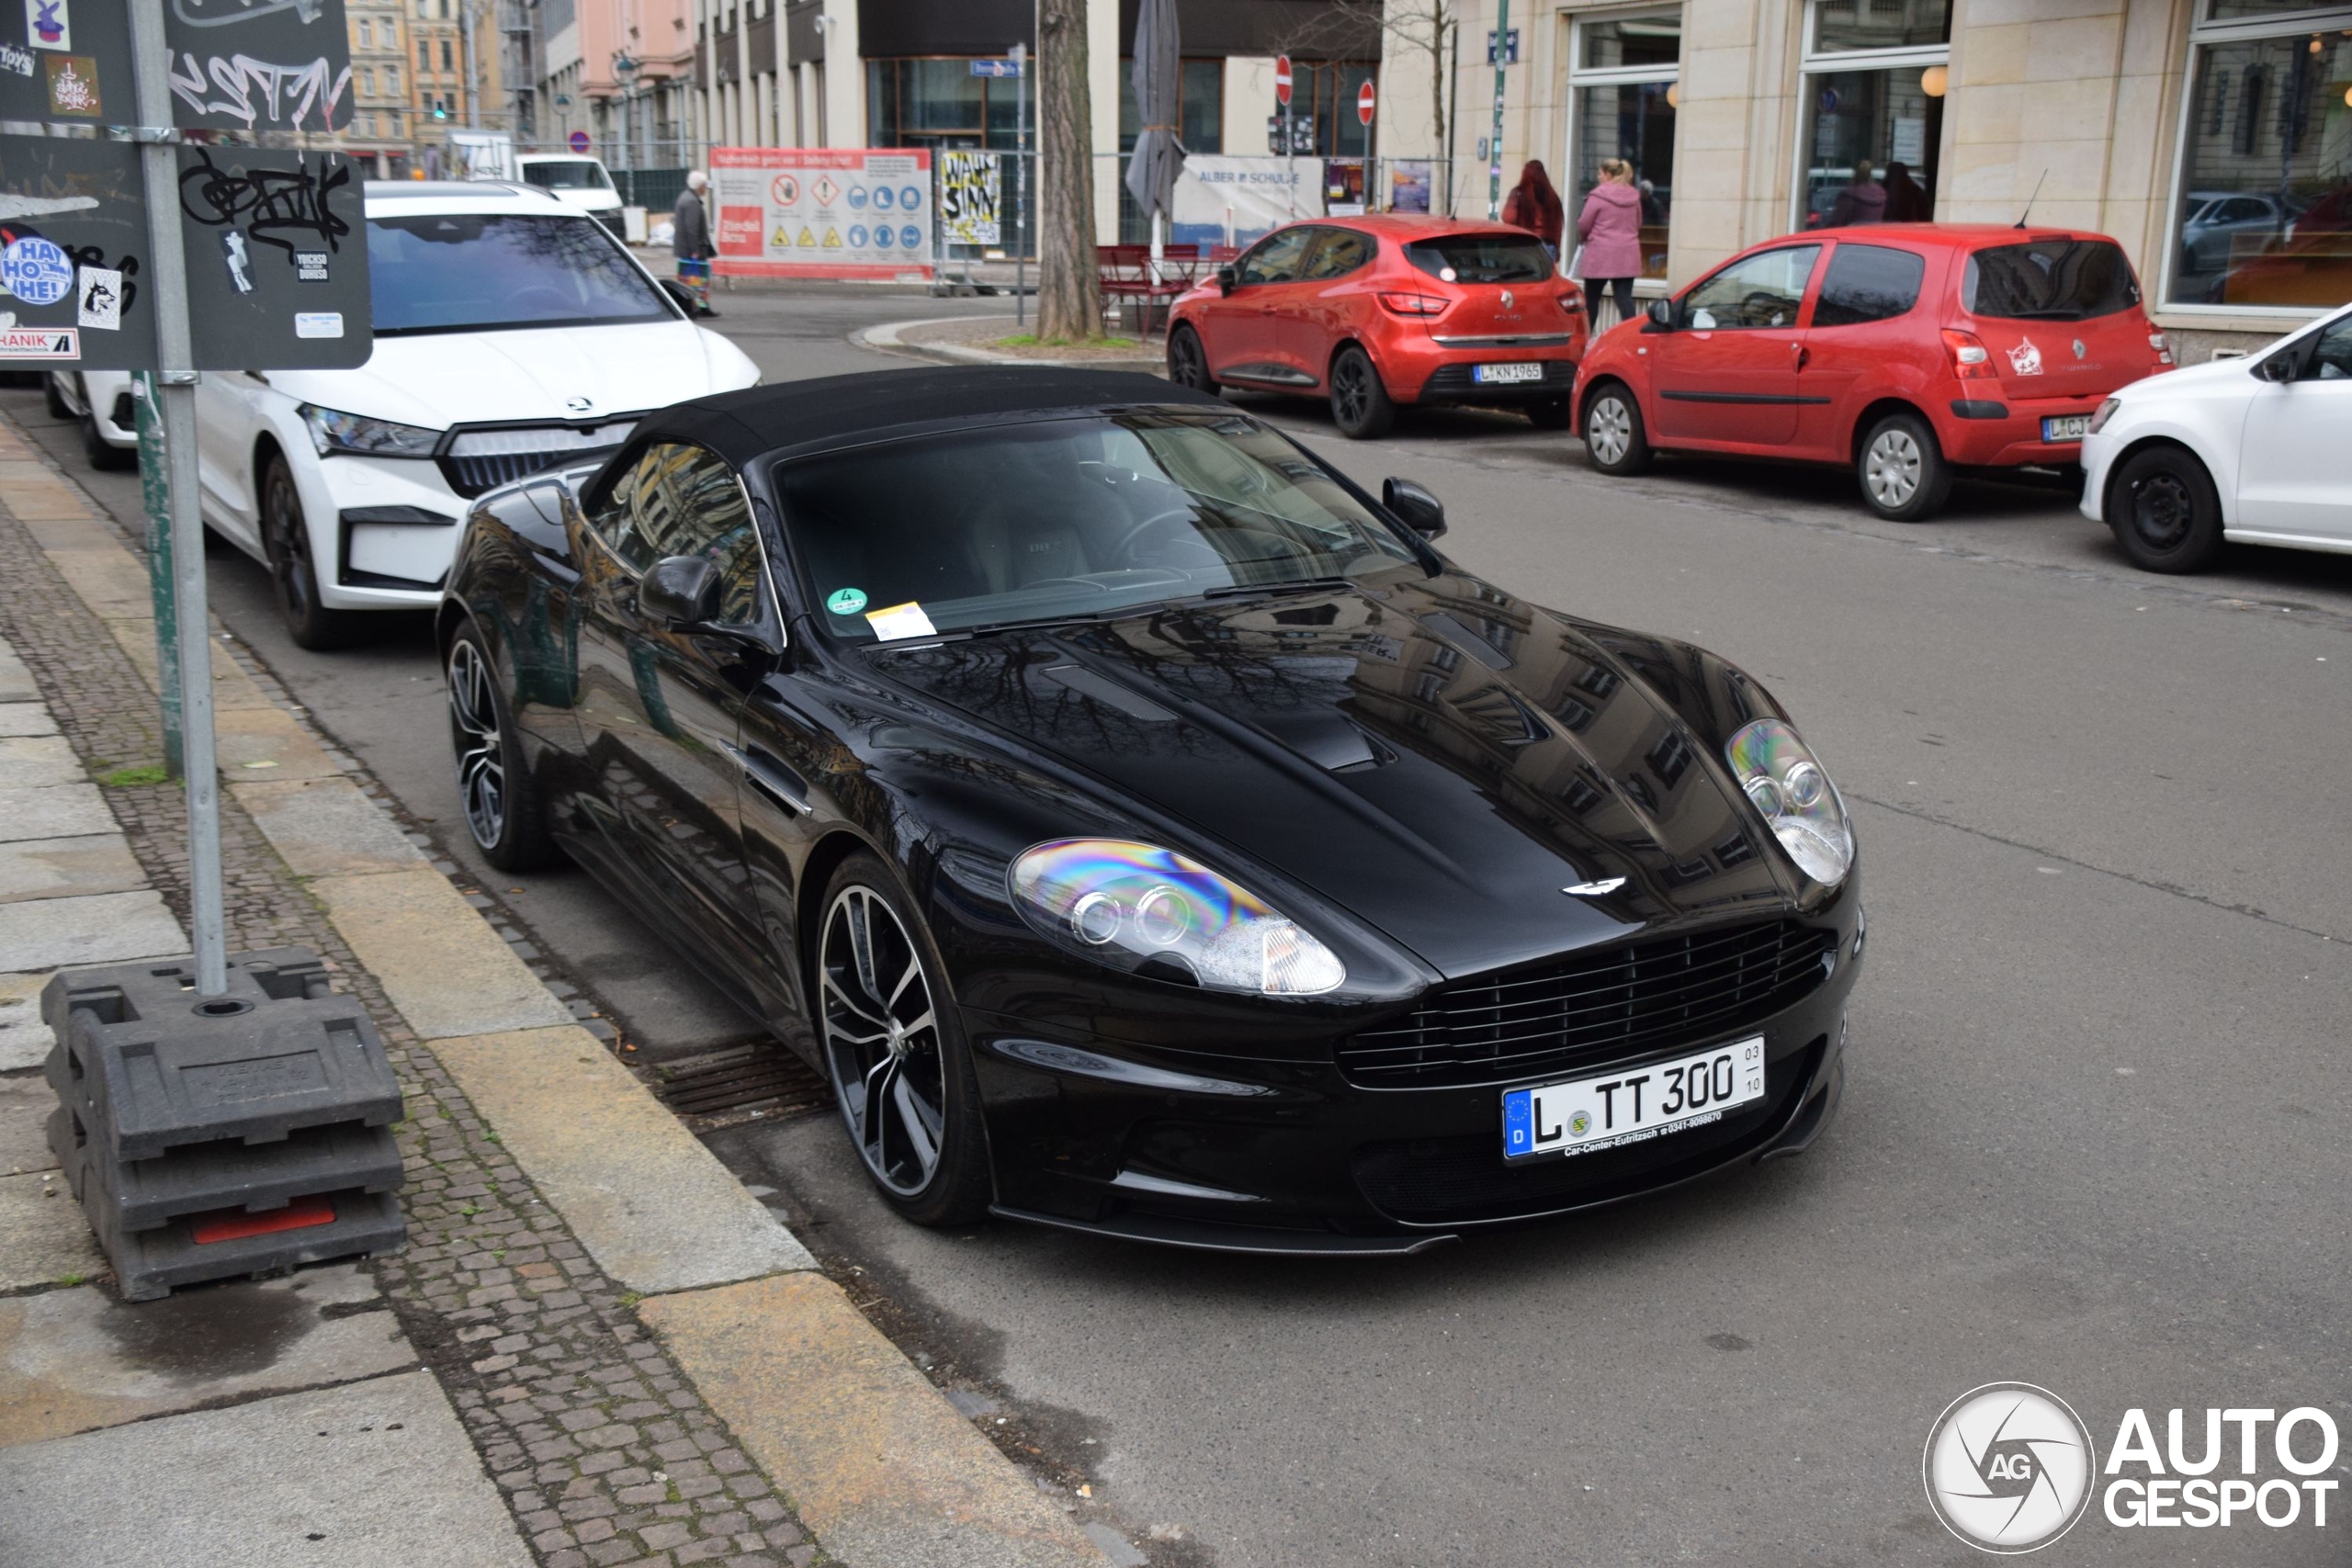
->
865 58 1035 152
1796 0 1949 231
1567 12 1678 286
2167 24 2352 310
1810 0 1952 54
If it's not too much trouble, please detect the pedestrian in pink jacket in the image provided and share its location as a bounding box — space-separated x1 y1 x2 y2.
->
1576 160 1645 327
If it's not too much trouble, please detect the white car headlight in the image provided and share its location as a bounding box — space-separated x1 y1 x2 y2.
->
1009 839 1345 996
2087 396 2122 435
300 403 441 458
1725 719 1854 886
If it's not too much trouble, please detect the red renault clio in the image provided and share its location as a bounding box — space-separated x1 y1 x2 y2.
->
1168 215 1589 438
1571 225 2173 519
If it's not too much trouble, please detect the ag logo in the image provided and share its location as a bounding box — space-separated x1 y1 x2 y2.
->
1924 1382 2096 1553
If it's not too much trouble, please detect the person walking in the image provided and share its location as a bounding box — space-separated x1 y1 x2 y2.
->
672 170 718 316
1826 161 1887 228
1500 160 1566 261
1882 161 1930 223
1575 159 1644 329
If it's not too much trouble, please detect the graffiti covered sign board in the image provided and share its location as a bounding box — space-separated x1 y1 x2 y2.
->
0 0 133 126
709 147 933 282
0 133 157 367
176 144 371 368
165 0 354 132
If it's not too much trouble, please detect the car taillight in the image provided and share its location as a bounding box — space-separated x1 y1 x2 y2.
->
1378 291 1448 317
1557 288 1584 315
1941 328 1998 381
2149 330 2173 367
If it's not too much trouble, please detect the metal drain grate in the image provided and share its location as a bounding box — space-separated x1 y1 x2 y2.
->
655 1045 832 1119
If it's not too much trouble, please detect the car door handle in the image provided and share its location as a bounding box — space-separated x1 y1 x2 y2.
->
1792 344 1809 368
724 741 810 816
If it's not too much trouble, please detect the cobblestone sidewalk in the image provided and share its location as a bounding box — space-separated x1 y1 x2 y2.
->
0 448 826 1568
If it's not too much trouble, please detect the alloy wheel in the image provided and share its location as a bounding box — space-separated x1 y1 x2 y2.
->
820 886 947 1197
1170 330 1206 389
1865 429 1922 508
447 640 506 850
266 468 315 621
2128 473 2195 551
1589 396 1632 465
1332 355 1369 425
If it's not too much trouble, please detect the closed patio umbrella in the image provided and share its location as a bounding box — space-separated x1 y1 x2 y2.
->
1125 0 1183 298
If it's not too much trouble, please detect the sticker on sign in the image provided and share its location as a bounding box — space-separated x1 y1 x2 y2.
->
293 312 344 339
0 325 77 358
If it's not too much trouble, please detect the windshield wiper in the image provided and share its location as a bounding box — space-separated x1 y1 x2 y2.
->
1198 576 1358 602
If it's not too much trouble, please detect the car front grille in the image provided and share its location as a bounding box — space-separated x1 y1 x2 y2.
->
1419 360 1577 399
1339 919 1838 1089
435 422 638 499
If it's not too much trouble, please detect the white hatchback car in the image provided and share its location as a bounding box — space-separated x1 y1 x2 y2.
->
2081 301 2352 572
190 179 758 646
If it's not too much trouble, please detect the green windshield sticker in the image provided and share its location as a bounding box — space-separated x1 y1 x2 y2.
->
826 587 869 615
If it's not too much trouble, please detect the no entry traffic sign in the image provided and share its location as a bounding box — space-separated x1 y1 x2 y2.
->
1357 78 1376 126
569 130 590 152
1273 55 1292 106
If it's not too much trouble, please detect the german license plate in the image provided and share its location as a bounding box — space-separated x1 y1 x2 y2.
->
1501 1038 1766 1163
2041 414 2091 441
1474 361 1544 385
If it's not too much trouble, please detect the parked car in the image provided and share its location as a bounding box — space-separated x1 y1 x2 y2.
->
193 180 758 649
1166 215 1589 439
2079 300 2352 572
1574 225 2173 520
44 368 137 470
517 153 628 239
441 367 1863 1248
2177 190 2299 278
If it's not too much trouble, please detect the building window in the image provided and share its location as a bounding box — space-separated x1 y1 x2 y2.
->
1567 13 1679 284
356 17 371 47
865 58 1035 152
440 39 452 72
1283 60 1377 160
418 39 429 71
1795 0 1948 231
387 65 398 94
2167 6 2352 310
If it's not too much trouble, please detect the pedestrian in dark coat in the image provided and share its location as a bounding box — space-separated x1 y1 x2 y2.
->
672 170 717 314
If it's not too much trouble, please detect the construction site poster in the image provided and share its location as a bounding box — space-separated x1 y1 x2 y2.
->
709 147 933 282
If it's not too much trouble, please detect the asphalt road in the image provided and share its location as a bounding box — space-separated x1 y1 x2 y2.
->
7 288 2348 1566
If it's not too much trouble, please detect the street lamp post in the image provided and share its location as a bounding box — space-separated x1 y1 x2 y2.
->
613 51 640 178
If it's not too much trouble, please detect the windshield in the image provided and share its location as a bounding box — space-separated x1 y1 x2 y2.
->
1963 239 2139 321
522 161 612 191
1405 234 1555 284
777 412 1423 643
367 213 672 335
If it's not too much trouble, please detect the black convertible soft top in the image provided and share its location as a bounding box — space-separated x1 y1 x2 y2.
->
628 367 1227 467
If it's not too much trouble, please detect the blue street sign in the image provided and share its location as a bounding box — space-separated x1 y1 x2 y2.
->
1486 28 1521 65
971 59 1023 77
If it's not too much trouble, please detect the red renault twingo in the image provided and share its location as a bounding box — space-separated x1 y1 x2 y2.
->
1168 215 1589 439
1571 225 2173 519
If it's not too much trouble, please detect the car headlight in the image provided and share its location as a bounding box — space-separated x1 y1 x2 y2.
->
300 403 441 458
1009 839 1346 996
2087 396 2122 435
1724 719 1853 886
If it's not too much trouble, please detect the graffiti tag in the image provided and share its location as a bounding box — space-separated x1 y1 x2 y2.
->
178 147 353 260
165 51 348 130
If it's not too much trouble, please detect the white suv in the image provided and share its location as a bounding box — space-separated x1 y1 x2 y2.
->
193 179 758 646
2080 301 2352 573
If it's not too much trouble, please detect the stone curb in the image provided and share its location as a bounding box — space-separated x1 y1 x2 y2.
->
1 409 1113 1568
855 318 1166 375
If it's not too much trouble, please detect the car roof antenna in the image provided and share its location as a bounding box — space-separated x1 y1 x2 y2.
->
2015 169 2048 230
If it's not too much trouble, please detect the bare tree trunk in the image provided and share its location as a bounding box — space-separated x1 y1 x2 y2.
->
1036 0 1102 341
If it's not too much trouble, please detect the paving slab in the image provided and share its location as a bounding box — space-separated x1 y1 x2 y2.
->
642 1272 1109 1568
0 783 117 845
0 642 32 704
429 1023 813 1294
210 703 341 782
0 1267 415 1450
0 703 55 738
0 1075 57 1173
307 869 571 1040
0 735 85 790
41 547 153 621
0 834 145 905
0 889 186 972
102 618 276 710
0 1369 532 1567
228 778 430 878
0 1170 105 1292
0 972 51 1072
0 481 92 522
10 508 115 552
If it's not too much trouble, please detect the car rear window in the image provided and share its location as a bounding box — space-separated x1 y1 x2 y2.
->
1813 243 1926 327
1963 238 2140 321
1404 234 1555 284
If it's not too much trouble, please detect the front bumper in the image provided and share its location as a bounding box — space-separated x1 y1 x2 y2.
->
301 452 469 609
965 900 1864 1247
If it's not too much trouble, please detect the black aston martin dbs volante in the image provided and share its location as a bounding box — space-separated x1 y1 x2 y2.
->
439 367 1864 1255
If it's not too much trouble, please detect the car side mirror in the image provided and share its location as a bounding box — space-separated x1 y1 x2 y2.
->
641 554 720 626
1216 265 1238 294
1645 298 1676 331
657 276 714 318
1383 477 1446 540
2255 352 2301 382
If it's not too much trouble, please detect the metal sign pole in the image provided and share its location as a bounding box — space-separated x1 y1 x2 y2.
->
128 0 228 996
1012 41 1027 328
1487 0 1510 220
132 372 183 780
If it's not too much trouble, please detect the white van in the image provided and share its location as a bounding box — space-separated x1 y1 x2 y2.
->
516 153 627 239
